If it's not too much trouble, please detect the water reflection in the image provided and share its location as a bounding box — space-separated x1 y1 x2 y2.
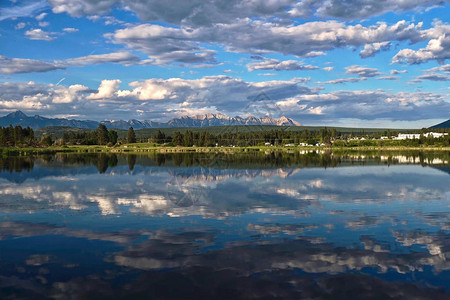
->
0 152 449 299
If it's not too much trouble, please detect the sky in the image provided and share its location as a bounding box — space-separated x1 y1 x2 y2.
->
0 0 449 128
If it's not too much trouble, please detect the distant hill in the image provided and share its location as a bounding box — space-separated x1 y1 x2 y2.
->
0 111 301 130
0 111 98 129
430 119 450 129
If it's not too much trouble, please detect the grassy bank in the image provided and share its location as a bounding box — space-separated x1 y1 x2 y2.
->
1 143 449 156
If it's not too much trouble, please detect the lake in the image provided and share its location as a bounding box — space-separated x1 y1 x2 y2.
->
1 151 449 299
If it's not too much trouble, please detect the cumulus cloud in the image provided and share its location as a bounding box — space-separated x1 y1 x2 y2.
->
108 20 428 63
0 56 65 74
390 69 408 75
415 73 450 81
345 65 382 77
48 0 117 17
62 27 78 32
86 79 122 100
35 12 47 21
304 51 327 57
52 84 90 103
106 24 217 65
317 77 367 84
289 0 448 20
425 64 450 73
0 76 317 120
15 22 26 30
2 76 448 123
24 28 56 41
376 76 399 80
65 51 140 66
0 52 141 74
47 0 447 23
246 58 319 71
276 89 450 123
48 0 297 25
360 42 390 58
412 63 450 82
392 24 450 64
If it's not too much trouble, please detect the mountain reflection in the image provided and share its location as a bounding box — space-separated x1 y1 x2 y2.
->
0 152 449 299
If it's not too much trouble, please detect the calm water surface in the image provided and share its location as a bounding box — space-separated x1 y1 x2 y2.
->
1 152 449 299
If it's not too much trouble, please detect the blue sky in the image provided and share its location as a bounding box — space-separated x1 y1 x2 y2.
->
0 0 449 128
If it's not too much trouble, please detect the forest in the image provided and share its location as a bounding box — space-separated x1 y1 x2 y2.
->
1 124 449 148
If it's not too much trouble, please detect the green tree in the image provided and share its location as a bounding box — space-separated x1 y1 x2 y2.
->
154 130 166 144
183 130 194 146
108 130 118 145
96 124 109 145
127 127 136 143
173 131 183 146
40 135 53 147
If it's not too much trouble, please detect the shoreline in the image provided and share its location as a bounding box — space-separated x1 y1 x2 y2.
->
1 144 449 156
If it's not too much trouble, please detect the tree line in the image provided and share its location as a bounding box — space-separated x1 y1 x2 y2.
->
1 124 449 148
0 125 35 147
61 125 136 146
150 128 450 147
150 128 342 147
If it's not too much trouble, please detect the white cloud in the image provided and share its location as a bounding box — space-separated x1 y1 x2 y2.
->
360 42 390 58
303 51 326 57
345 65 381 77
1 78 448 123
47 0 447 23
0 77 317 121
0 0 48 21
413 65 450 82
393 35 450 64
65 51 140 66
0 51 141 74
35 12 47 21
317 77 367 84
38 21 50 27
247 58 319 71
108 20 428 64
415 73 450 81
393 22 450 64
62 27 79 32
0 56 65 74
106 24 217 65
390 69 408 75
86 79 122 100
49 0 117 17
289 0 448 20
53 84 90 103
15 22 26 30
24 28 56 41
425 64 450 73
276 89 450 123
376 76 399 80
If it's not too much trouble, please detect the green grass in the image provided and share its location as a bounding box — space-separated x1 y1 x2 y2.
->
2 143 449 158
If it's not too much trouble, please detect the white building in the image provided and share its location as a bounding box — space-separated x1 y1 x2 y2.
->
394 132 448 140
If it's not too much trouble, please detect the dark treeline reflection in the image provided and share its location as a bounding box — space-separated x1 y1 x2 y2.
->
0 150 449 174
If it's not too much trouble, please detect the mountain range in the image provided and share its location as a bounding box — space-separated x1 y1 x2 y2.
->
0 111 302 130
430 119 450 129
